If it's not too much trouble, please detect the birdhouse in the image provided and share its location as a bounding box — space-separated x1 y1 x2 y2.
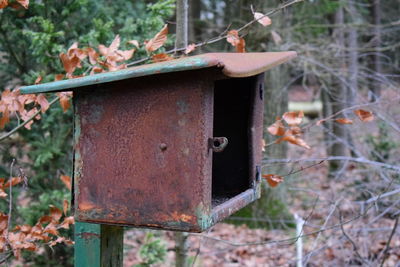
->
21 52 296 232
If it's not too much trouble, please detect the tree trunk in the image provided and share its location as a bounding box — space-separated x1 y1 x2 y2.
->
370 0 382 101
174 2 190 266
328 5 348 176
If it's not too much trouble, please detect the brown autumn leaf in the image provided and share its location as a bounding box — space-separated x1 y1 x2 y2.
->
335 118 353 124
0 113 10 129
354 109 374 122
63 199 69 216
44 223 59 236
20 108 39 130
0 189 7 198
0 213 8 232
59 53 80 76
38 215 52 225
20 224 32 233
60 175 71 191
49 236 66 247
115 49 135 61
36 94 49 113
254 12 272 27
262 174 284 187
236 38 246 53
90 66 104 75
127 40 140 48
4 177 22 188
0 0 8 9
226 30 240 46
267 119 285 136
1 88 23 113
34 75 42 85
16 0 29 9
184 43 196 54
282 111 304 126
59 216 74 230
276 135 311 149
145 24 168 53
49 205 62 222
56 92 72 113
85 47 99 65
54 74 64 81
152 53 174 63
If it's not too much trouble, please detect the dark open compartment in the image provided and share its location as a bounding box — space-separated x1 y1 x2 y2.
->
211 77 256 208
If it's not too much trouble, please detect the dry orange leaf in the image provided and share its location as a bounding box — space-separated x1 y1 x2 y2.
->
226 30 240 46
59 53 80 76
287 126 302 136
36 94 49 113
262 174 284 187
335 118 353 124
54 74 64 81
85 47 99 65
145 24 168 53
276 135 311 150
59 216 74 230
63 199 69 216
282 111 304 126
4 177 22 188
0 0 8 9
267 120 285 136
236 38 246 53
60 175 71 191
128 40 140 48
44 223 59 236
56 92 72 113
38 215 52 225
354 109 374 122
16 0 29 9
49 205 62 222
115 49 135 61
184 43 196 54
34 75 42 85
254 12 272 27
0 189 7 198
152 53 174 63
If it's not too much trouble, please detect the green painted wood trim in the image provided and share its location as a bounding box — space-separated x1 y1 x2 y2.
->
75 222 101 267
74 222 124 267
20 56 215 94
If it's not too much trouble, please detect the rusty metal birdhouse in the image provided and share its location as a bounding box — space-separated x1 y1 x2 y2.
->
21 52 296 232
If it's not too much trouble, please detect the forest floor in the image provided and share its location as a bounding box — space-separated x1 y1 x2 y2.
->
123 87 400 266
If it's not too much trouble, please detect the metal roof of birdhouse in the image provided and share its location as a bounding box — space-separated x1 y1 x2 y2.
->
20 52 297 94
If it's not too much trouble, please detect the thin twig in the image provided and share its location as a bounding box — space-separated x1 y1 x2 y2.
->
338 208 369 266
379 214 399 267
7 159 15 234
263 157 400 172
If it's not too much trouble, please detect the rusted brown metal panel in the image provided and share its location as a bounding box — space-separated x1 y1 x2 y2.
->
74 70 217 232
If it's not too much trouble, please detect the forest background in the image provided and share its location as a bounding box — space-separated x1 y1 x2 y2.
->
0 0 399 266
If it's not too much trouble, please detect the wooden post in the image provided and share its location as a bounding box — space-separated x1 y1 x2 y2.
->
75 222 124 267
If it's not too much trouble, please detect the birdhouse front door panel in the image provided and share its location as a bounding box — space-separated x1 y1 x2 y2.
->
74 70 215 232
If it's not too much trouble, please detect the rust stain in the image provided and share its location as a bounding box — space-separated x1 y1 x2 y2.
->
79 232 100 239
